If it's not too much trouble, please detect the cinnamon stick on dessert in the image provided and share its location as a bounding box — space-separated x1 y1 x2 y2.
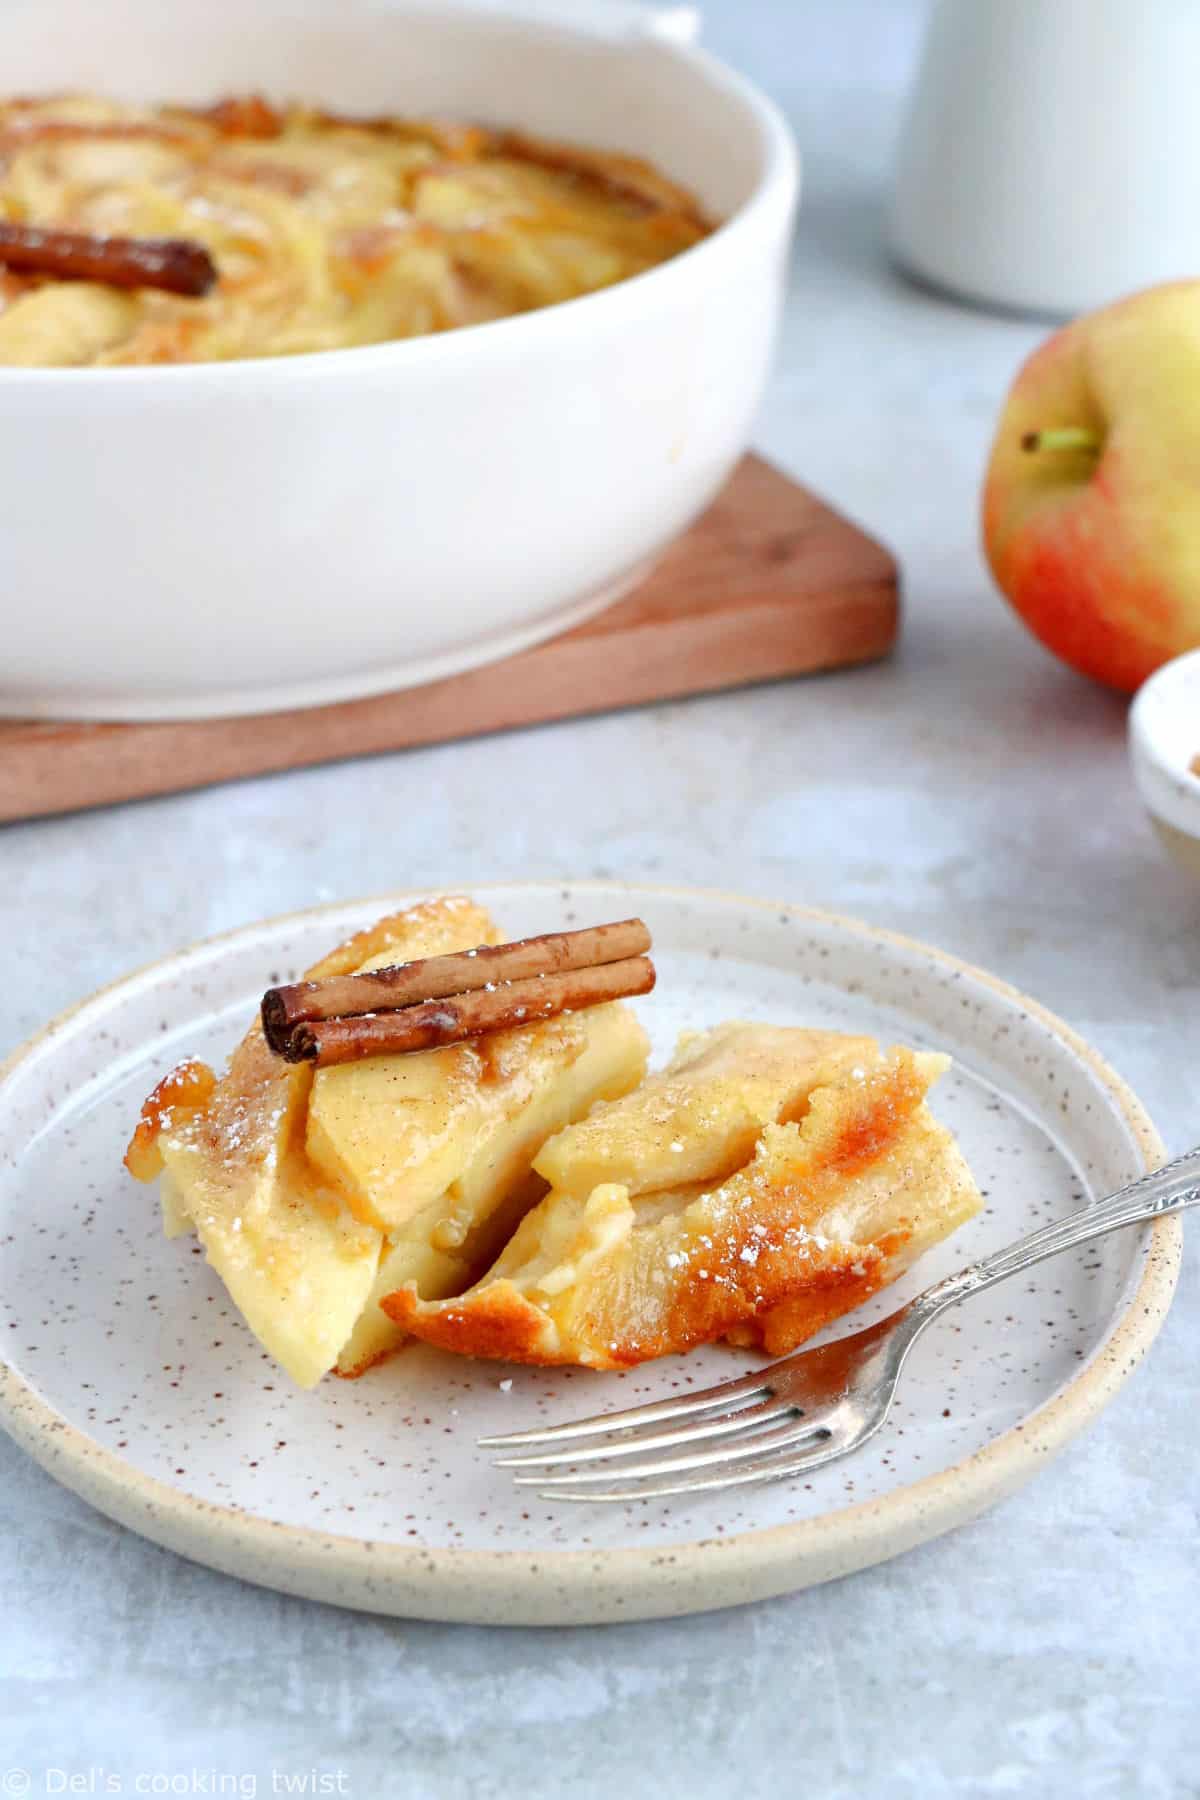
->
281 958 656 1067
262 918 651 1050
0 223 217 296
261 918 655 1067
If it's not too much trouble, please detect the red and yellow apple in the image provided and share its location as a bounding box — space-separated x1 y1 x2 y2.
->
982 280 1200 692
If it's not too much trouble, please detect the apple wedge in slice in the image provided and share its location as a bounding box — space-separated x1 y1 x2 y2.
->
532 1021 879 1196
124 897 503 1387
380 1035 983 1369
328 1001 650 1376
126 895 650 1387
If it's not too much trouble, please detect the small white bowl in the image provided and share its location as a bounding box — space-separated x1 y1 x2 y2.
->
0 0 799 721
1129 650 1200 878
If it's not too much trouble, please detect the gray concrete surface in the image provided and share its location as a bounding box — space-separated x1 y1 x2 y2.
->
1 2 1196 1795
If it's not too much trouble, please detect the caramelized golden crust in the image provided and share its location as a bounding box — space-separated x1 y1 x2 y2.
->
723 1262 895 1358
384 1279 559 1365
124 1057 216 1182
382 1041 983 1369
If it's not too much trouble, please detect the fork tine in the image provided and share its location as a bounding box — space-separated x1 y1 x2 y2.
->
512 1417 831 1488
477 1368 773 1449
536 1431 854 1503
492 1397 799 1469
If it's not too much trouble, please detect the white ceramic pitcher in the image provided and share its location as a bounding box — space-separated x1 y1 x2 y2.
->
890 0 1200 317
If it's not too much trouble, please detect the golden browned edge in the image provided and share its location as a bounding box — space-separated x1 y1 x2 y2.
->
0 109 711 346
0 882 1180 1626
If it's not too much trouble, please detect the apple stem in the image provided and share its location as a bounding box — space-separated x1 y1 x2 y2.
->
1021 426 1101 455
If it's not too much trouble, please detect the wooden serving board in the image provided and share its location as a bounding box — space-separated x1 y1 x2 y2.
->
0 455 897 824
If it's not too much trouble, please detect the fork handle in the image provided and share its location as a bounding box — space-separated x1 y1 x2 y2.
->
918 1143 1199 1316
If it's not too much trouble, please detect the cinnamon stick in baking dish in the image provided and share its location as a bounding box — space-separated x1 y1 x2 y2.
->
0 223 217 296
276 956 656 1067
261 917 651 1052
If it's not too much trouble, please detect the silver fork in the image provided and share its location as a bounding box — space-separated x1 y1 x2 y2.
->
479 1145 1198 1502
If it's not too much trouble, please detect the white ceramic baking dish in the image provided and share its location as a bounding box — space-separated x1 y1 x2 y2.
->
0 0 798 720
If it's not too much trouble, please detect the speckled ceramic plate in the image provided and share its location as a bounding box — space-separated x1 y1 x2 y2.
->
0 884 1180 1624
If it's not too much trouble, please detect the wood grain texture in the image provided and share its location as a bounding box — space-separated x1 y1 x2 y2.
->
0 455 898 824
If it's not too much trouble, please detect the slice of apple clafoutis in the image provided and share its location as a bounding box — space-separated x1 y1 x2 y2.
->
124 899 982 1386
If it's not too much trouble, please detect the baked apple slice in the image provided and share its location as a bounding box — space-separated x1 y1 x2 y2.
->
326 998 649 1377
124 896 649 1386
381 1030 983 1368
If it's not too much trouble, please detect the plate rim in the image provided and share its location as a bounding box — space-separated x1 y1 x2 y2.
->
0 880 1181 1625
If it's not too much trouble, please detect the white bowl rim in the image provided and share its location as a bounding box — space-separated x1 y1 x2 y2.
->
0 879 1179 1623
1130 645 1200 714
0 5 799 385
1129 649 1200 839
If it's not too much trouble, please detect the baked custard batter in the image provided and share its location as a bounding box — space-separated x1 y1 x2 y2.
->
0 93 711 365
